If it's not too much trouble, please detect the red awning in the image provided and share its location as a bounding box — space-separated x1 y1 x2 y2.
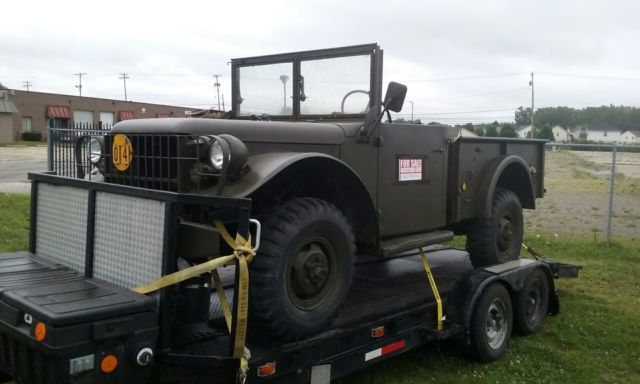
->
155 113 170 118
118 111 135 121
46 105 71 119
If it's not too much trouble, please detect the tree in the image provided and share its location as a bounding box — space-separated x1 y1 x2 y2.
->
500 123 518 138
515 106 532 126
474 126 485 136
535 126 555 140
485 121 500 137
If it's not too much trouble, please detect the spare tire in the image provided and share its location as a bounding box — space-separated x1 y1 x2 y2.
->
249 198 354 340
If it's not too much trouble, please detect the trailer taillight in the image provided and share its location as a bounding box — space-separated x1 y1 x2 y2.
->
370 326 385 338
257 362 276 377
100 354 118 374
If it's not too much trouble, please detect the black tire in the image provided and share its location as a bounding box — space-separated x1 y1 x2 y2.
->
514 268 550 335
466 188 523 268
249 198 354 340
470 283 513 362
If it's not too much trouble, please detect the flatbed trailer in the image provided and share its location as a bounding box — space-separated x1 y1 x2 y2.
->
0 173 579 384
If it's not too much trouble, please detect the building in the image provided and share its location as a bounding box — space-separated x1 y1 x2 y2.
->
551 125 568 142
0 88 199 142
620 130 640 145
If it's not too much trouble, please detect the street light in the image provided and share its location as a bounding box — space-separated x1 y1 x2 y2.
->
279 74 289 111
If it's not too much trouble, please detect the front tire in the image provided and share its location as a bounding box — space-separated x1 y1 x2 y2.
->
470 283 513 362
249 198 354 340
466 188 523 268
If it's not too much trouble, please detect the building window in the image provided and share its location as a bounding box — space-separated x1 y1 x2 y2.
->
22 116 32 132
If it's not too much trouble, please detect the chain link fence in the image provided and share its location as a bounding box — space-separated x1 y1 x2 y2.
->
525 143 640 240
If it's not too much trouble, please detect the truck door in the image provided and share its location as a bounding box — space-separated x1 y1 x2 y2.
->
377 123 453 237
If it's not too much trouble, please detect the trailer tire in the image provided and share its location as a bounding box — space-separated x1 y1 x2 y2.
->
466 188 523 268
514 268 549 335
470 283 513 362
249 198 354 341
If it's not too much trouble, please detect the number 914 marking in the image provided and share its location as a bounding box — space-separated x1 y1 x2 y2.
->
112 134 133 171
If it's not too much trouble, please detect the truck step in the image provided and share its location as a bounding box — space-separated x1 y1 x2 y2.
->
381 230 454 258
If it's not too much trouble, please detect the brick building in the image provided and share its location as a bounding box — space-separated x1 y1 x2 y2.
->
0 85 198 142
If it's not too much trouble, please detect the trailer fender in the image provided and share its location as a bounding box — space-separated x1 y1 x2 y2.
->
476 155 536 218
222 152 379 245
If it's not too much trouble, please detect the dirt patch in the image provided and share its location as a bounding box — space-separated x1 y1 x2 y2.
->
528 150 640 238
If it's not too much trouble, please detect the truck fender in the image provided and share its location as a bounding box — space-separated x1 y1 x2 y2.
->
223 152 378 245
475 155 535 218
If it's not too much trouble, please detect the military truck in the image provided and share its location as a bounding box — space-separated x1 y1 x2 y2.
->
75 43 544 341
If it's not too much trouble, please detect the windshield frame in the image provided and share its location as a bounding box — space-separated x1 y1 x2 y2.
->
231 44 383 121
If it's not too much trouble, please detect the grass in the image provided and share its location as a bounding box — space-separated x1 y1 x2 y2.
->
0 194 639 383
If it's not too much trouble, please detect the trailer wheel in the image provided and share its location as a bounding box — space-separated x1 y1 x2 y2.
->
514 268 549 335
470 283 513 362
249 198 354 340
466 188 523 268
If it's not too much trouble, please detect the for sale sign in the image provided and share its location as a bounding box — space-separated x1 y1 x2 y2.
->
398 158 423 182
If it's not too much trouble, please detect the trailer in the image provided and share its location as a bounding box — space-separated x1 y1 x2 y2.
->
0 173 579 384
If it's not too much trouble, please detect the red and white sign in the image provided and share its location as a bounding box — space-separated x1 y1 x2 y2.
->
398 158 423 182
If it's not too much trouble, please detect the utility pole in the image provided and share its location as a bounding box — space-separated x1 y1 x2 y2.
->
409 100 415 122
279 75 289 111
213 74 221 110
22 81 32 91
74 72 87 96
222 94 226 112
529 72 535 139
119 73 129 101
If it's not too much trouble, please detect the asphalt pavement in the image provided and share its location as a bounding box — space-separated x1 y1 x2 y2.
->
0 146 47 194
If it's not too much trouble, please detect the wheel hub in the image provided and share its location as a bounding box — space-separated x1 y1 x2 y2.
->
485 299 507 349
497 216 514 252
288 240 335 310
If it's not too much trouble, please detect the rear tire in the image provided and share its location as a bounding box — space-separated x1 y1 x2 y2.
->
514 268 550 335
466 188 523 268
249 198 354 341
470 283 513 362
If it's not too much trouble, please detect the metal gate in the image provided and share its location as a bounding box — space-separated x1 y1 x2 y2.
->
47 122 111 179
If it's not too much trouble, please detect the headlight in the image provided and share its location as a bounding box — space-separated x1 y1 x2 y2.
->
207 135 249 176
209 140 226 171
89 137 103 164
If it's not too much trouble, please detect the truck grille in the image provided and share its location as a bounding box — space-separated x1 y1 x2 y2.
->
103 134 196 192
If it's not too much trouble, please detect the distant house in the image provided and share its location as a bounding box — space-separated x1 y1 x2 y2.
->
585 123 621 143
620 130 640 145
551 125 568 142
516 125 531 139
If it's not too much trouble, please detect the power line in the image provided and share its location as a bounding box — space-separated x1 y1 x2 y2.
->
398 72 526 83
412 87 529 102
537 72 640 81
22 81 32 91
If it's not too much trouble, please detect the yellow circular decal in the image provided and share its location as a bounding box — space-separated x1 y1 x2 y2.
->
112 134 133 171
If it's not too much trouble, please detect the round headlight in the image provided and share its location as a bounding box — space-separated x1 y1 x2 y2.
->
89 137 102 164
209 139 226 170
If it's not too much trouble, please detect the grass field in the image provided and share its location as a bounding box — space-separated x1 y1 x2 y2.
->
0 193 639 383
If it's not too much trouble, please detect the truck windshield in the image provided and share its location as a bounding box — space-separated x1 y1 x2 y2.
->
236 53 371 117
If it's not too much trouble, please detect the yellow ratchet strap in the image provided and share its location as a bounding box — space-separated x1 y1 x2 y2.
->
131 220 255 378
419 247 443 331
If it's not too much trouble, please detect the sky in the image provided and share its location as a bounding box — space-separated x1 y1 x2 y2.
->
2 0 639 124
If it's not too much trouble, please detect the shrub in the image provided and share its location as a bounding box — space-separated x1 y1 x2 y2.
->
22 131 43 141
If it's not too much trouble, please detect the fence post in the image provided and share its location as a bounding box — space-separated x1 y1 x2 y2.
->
47 125 53 172
605 143 617 242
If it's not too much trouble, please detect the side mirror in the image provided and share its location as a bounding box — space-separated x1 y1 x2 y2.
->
383 81 407 113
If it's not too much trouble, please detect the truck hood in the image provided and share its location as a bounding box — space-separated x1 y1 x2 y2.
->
112 118 356 145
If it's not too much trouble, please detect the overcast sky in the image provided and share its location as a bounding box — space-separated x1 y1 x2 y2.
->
2 0 639 124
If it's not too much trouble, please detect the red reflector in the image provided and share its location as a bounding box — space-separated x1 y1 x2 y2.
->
257 362 276 377
371 326 385 338
381 340 405 355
